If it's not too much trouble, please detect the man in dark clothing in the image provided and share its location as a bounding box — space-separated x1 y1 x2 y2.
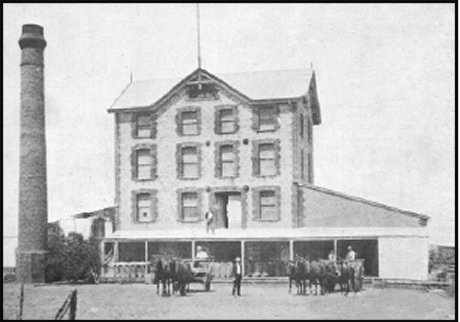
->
232 257 242 296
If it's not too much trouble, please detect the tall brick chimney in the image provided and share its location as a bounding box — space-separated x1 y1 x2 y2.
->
16 24 48 283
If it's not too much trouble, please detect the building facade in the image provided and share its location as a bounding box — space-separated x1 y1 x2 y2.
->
101 68 430 281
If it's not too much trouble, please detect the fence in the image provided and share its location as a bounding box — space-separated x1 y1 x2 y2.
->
55 289 77 320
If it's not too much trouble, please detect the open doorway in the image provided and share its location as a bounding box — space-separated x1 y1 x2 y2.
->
214 192 242 229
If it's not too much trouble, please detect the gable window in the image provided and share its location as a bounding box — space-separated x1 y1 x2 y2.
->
258 105 277 131
181 192 199 220
137 149 152 180
182 146 199 178
220 145 236 177
219 109 236 133
259 143 276 176
136 114 151 138
137 193 152 222
182 111 199 135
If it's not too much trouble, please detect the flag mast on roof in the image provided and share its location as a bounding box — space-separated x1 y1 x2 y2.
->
196 3 202 89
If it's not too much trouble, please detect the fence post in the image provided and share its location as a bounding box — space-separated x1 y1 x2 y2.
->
17 283 24 320
68 289 77 320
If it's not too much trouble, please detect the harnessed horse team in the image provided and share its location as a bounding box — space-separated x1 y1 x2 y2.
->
288 255 365 296
150 253 364 297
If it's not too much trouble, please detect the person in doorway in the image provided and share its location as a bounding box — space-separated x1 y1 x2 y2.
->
205 208 215 235
232 257 242 297
345 245 356 261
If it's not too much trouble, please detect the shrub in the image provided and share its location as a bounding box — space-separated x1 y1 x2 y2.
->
45 228 101 283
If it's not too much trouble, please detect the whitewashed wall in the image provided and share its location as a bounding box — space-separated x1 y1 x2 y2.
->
378 236 429 280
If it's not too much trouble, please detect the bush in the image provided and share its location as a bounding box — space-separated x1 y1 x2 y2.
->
45 229 101 283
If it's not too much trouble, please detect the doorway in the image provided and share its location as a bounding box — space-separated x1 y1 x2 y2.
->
214 192 242 229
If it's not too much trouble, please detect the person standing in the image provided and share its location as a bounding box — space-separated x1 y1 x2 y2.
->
205 208 215 235
345 245 356 261
232 257 242 297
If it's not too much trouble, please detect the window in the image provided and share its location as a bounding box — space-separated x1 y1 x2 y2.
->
220 145 236 177
300 114 304 138
181 192 198 220
307 118 312 144
259 191 277 220
136 149 152 180
137 193 152 222
136 114 151 138
219 109 236 133
258 106 277 131
182 146 198 178
259 143 276 176
181 111 198 135
308 152 313 183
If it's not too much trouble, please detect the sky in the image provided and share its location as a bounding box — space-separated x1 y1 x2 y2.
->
3 4 455 265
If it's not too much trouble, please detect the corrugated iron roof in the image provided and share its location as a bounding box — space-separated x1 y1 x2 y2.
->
110 68 314 110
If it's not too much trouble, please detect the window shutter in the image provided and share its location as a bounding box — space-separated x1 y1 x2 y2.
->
150 145 157 180
275 139 281 176
252 142 259 176
214 144 222 178
176 144 182 179
252 188 260 220
175 112 183 136
131 149 138 180
151 190 158 221
131 114 137 138
150 115 157 139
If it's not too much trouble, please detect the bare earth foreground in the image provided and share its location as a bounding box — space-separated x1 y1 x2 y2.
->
3 282 455 320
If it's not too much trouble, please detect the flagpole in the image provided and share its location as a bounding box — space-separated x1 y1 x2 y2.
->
196 3 202 70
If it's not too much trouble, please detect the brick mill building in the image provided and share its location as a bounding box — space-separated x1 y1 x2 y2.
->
100 68 430 281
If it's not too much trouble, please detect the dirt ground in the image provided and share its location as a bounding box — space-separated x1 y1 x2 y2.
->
3 282 455 320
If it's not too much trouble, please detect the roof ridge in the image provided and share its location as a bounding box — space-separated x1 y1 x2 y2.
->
129 67 312 83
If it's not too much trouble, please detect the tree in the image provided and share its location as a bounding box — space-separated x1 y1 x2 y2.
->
45 226 101 283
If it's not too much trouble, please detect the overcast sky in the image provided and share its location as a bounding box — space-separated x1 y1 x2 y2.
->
3 4 455 264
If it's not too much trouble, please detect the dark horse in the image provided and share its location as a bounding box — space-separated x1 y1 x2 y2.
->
288 258 308 295
337 260 364 295
323 260 339 294
172 259 193 296
151 255 176 296
307 260 327 295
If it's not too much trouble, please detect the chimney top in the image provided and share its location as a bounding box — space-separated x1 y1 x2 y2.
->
19 24 46 49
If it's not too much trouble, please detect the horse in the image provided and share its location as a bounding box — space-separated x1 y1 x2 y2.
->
287 256 310 295
337 260 365 295
172 259 193 296
306 260 327 296
151 255 175 296
337 261 355 295
322 260 339 294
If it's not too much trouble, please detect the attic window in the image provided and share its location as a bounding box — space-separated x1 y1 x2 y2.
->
186 83 218 99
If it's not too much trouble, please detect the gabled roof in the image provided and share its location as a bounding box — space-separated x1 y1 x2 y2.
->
108 68 321 124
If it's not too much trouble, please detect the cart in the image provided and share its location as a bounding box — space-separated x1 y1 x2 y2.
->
184 258 213 291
